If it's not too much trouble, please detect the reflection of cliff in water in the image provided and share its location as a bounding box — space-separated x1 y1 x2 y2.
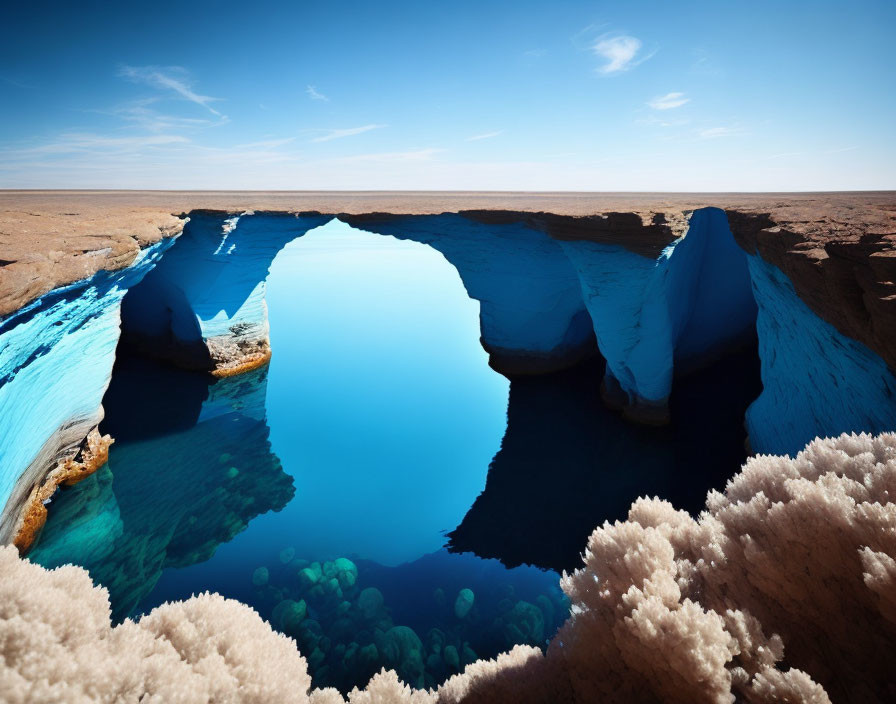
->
30 355 295 621
448 340 762 573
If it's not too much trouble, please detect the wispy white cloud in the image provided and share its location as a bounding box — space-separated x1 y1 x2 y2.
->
647 92 689 110
698 126 745 139
691 48 722 76
118 65 222 115
465 131 502 141
233 137 296 150
329 148 444 163
593 35 649 74
824 145 858 155
636 114 690 128
310 124 386 142
306 85 329 102
523 49 546 58
6 132 191 156
106 99 229 132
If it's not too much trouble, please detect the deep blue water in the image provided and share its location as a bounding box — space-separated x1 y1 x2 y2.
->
30 221 761 692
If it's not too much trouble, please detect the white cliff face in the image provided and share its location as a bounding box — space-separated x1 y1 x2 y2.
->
344 214 596 374
121 209 759 409
746 253 896 455
561 207 758 421
121 208 894 453
0 240 173 543
121 212 332 374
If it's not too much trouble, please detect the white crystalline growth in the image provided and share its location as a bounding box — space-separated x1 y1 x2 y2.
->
2 432 895 703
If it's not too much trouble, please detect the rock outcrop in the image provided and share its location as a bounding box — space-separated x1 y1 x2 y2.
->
342 213 597 375
118 211 329 375
0 238 173 550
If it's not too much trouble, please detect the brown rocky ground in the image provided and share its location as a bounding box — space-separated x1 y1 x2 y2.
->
1 190 894 368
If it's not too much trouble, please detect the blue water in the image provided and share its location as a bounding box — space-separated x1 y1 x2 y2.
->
30 221 568 691
30 219 762 692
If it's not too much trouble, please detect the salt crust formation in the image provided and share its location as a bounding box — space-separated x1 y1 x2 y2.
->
2 432 893 703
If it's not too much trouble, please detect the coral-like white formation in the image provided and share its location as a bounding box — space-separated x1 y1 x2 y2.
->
3 432 893 703
0 546 310 703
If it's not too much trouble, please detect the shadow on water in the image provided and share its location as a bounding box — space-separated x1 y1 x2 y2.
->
30 354 295 621
447 338 762 573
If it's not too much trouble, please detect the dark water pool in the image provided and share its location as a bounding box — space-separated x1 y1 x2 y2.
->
31 221 760 692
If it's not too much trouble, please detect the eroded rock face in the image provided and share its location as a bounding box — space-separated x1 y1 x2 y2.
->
558 208 757 422
342 213 598 375
727 205 896 374
114 204 895 447
745 253 896 455
119 211 330 375
0 239 173 548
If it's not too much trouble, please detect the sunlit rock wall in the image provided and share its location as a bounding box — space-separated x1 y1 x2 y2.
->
342 214 596 374
746 254 896 455
560 207 757 422
0 240 173 545
120 211 331 376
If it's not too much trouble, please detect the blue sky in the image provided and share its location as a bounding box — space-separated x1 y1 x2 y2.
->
1 0 894 190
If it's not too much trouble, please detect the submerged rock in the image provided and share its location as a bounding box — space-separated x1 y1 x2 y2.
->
433 587 446 608
272 598 307 633
252 566 269 587
358 587 385 620
299 562 323 588
377 626 424 689
495 600 544 646
454 588 474 619
334 557 358 588
442 645 459 670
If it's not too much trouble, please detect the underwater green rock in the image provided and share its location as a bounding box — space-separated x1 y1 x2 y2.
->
454 587 474 619
377 626 424 689
443 644 460 670
495 600 544 646
299 562 323 588
334 557 358 588
252 566 269 586
357 587 385 620
272 598 306 632
433 587 446 609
